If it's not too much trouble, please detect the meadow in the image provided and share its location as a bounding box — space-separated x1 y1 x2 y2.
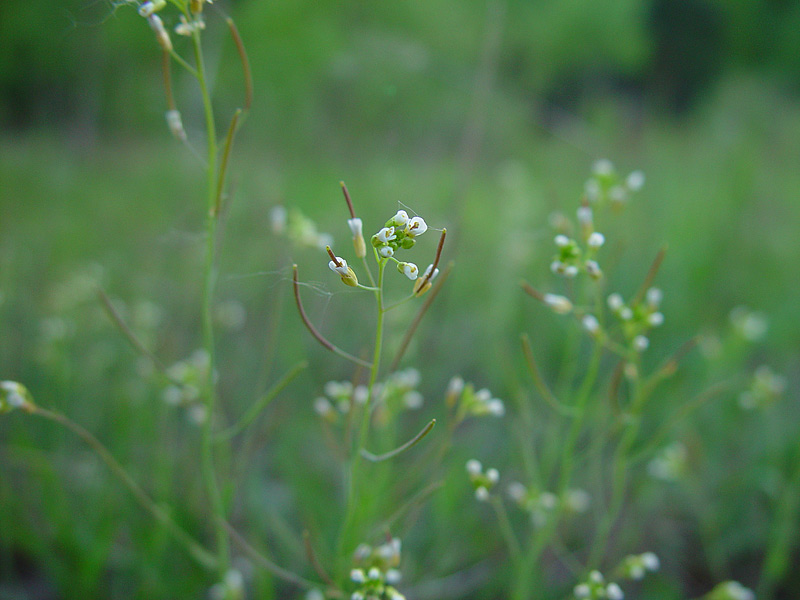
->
1 2 799 599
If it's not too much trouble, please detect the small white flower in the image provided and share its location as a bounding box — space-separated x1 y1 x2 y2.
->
1 381 28 409
328 257 349 276
379 245 394 258
392 210 409 227
376 227 396 244
325 380 352 398
351 593 364 600
406 216 427 236
385 569 402 584
401 262 419 280
574 583 591 598
648 312 664 327
350 569 366 584
589 571 604 584
138 1 159 17
606 582 624 600
165 109 187 141
314 397 333 416
475 486 490 501
539 492 557 509
633 335 649 351
551 260 564 274
466 459 482 475
608 293 624 311
188 403 207 424
626 170 645 191
388 591 406 600
585 260 601 278
348 217 363 237
475 388 492 403
646 287 663 308
543 294 573 314
367 567 381 581
403 391 423 409
554 234 570 248
486 468 499 484
593 159 614 176
487 399 505 416
353 385 369 405
447 376 464 396
564 265 579 278
619 307 633 321
566 489 590 512
641 552 660 571
507 482 526 502
577 205 593 226
582 314 600 335
587 232 605 248
609 186 627 203
306 590 325 600
421 264 439 281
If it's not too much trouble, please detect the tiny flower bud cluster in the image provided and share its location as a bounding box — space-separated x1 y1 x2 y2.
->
550 227 605 281
371 210 429 280
573 571 624 600
466 459 500 501
0 381 35 415
583 159 645 209
350 538 405 600
647 441 688 481
162 350 214 424
175 14 206 36
738 364 786 410
508 482 589 527
446 377 505 421
703 581 755 600
606 287 665 352
618 552 660 581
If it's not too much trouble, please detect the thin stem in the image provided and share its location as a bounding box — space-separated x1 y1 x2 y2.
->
215 360 308 442
491 496 521 559
214 108 242 217
389 261 453 372
33 407 216 570
292 265 372 368
225 17 253 111
191 29 230 577
337 259 386 574
361 419 436 462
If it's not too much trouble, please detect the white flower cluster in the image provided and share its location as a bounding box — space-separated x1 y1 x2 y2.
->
446 377 505 421
738 364 786 410
550 220 605 281
314 369 424 426
606 287 665 353
507 482 589 527
371 210 430 282
584 159 645 208
162 349 214 424
573 570 624 600
271 206 333 250
209 569 244 600
350 538 405 600
466 459 500 501
618 552 660 580
729 306 768 342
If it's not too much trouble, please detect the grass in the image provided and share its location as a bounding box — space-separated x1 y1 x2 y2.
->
1 54 799 600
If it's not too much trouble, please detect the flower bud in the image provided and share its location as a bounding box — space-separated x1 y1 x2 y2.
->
148 14 173 52
165 110 187 141
0 381 35 414
348 218 366 258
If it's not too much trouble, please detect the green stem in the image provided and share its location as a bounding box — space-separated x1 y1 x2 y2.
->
33 408 216 570
191 29 230 577
491 495 521 559
337 259 386 576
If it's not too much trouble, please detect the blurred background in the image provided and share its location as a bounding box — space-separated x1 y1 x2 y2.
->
1 0 799 599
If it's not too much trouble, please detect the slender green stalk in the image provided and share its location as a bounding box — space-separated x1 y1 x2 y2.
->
337 259 386 575
33 407 216 570
191 28 230 577
491 495 521 559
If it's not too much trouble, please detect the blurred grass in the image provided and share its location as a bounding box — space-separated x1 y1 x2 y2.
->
1 46 800 600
